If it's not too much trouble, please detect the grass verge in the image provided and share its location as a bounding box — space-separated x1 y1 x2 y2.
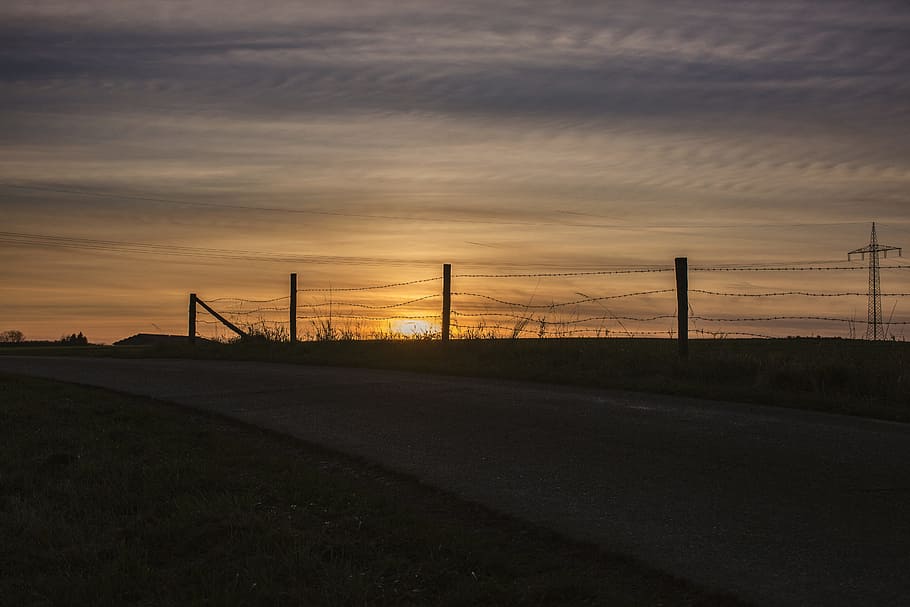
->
16 337 906 423
0 374 746 606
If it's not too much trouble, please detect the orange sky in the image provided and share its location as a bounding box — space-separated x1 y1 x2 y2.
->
2 1 909 343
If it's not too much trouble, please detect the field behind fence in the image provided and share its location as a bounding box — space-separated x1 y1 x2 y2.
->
191 257 910 343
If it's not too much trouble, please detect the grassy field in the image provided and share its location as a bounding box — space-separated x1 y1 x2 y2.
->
0 374 747 606
10 336 904 423
3 336 909 422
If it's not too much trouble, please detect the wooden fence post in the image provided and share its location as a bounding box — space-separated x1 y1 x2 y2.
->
675 257 688 358
442 263 452 341
290 273 297 344
188 293 197 344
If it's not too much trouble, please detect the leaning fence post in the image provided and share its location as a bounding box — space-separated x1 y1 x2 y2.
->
442 263 452 341
290 273 297 344
188 293 197 344
675 257 688 358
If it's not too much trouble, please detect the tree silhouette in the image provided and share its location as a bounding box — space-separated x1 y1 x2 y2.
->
60 332 88 345
0 330 24 343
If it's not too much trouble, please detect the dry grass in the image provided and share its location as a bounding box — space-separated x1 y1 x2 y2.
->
1 374 748 606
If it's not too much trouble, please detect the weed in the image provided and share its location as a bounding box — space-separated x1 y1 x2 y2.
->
241 318 289 342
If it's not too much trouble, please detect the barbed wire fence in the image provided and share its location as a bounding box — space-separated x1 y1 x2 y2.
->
448 267 678 339
199 294 293 342
687 263 910 342
295 275 445 340
187 259 910 346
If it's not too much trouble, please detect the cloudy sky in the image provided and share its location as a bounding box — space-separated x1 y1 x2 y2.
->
2 0 909 342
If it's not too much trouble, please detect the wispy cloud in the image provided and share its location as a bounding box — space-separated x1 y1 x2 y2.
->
3 1 908 121
1 0 909 340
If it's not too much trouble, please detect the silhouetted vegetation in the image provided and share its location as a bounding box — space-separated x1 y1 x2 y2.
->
0 331 91 347
0 374 747 606
5 336 908 422
129 338 910 422
0 330 24 343
59 331 88 345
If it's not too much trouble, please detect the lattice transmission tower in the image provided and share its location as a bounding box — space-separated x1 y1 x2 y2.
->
848 222 902 340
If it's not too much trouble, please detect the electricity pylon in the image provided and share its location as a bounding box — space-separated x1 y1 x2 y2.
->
848 222 902 340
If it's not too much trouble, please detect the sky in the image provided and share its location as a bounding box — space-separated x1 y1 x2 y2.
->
1 0 909 343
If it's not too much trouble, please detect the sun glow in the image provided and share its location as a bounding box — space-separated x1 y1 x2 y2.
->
391 319 437 337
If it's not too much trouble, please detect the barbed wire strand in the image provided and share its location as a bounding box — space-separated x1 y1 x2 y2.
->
452 324 672 337
218 306 290 316
691 315 910 325
296 314 442 321
690 290 910 298
692 329 776 339
454 268 674 278
452 310 676 324
691 265 910 272
300 294 440 309
451 289 674 309
205 295 291 304
297 276 441 292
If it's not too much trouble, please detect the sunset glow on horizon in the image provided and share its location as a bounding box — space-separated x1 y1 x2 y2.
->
2 1 909 343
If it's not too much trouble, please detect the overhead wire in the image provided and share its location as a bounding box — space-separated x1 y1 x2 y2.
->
0 182 546 227
0 230 430 267
7 206 905 338
11 182 893 233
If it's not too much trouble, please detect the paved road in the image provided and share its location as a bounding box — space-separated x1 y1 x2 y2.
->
2 356 908 606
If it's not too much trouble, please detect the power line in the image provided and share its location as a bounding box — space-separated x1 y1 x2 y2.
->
8 182 884 232
555 212 880 230
0 230 430 267
0 183 540 228
10 182 898 234
6 230 650 272
14 229 908 275
0 230 671 272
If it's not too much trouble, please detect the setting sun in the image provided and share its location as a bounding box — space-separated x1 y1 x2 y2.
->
391 319 438 338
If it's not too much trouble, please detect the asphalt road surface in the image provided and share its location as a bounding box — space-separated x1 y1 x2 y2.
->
2 356 908 606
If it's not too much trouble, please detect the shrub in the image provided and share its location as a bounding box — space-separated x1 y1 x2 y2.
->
59 332 88 345
0 330 24 343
